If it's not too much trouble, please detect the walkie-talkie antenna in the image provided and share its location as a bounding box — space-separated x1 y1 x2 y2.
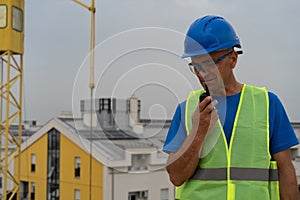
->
200 84 210 103
205 84 210 96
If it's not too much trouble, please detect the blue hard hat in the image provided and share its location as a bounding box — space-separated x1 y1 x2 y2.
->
182 15 242 58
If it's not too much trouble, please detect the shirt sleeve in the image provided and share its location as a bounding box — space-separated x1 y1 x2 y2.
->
269 92 299 155
163 102 187 153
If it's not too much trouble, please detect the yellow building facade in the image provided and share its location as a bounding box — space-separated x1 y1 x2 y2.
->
14 124 104 199
60 134 103 200
15 134 48 199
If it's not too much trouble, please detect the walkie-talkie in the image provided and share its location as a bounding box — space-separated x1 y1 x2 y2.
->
199 84 211 108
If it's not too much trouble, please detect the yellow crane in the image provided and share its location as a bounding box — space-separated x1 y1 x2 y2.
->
0 0 96 200
0 0 95 198
72 1 96 200
0 0 24 199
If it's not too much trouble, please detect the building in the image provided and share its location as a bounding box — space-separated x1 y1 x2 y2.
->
0 120 40 199
291 122 300 187
14 97 174 200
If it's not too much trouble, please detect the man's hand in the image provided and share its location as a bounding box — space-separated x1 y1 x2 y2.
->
191 96 219 137
166 96 218 186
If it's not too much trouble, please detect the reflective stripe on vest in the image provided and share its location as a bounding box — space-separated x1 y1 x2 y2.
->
190 167 278 181
179 84 280 200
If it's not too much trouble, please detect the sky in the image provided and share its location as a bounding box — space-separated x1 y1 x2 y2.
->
23 0 300 124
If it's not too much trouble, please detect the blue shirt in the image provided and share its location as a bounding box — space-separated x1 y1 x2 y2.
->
163 91 299 155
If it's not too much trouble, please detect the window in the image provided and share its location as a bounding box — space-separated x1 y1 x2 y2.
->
129 196 136 200
128 192 137 200
12 6 22 32
291 148 298 160
75 189 80 200
0 177 2 188
128 191 148 200
0 5 7 28
160 188 169 200
31 154 36 173
47 129 60 200
75 157 81 178
21 181 29 199
31 182 35 200
129 154 150 172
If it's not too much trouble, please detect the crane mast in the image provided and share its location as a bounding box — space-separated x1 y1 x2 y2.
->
0 1 24 199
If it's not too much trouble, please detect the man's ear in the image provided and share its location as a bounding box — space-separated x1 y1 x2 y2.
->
230 51 238 69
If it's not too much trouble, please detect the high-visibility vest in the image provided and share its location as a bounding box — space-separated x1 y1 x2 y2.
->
177 84 279 200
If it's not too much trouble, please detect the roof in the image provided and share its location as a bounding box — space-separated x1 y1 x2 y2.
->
61 117 138 140
1 124 39 148
21 117 169 167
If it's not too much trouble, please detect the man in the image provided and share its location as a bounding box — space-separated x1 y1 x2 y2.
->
163 15 299 199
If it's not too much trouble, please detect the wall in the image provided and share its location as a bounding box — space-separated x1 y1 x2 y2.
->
59 133 104 200
15 134 48 199
104 167 174 200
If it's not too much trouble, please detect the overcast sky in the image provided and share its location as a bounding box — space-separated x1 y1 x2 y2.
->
23 0 300 123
